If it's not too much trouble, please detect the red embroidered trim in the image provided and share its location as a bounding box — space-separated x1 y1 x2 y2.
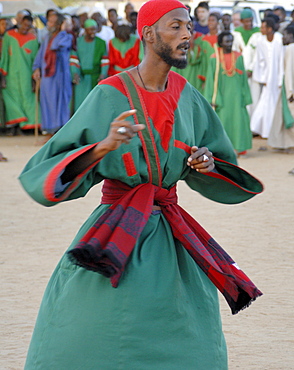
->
0 68 7 76
6 117 27 125
43 143 100 202
122 152 137 177
7 29 36 48
127 72 163 187
204 156 264 194
197 75 206 82
174 140 191 154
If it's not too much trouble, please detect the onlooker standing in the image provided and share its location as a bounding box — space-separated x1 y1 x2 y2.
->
37 8 57 44
268 26 294 150
273 6 290 33
90 8 114 49
0 15 39 131
234 8 259 45
232 10 242 29
108 25 141 76
0 17 7 129
123 2 135 26
32 13 73 139
108 8 123 32
193 1 209 37
221 13 245 52
204 31 252 155
250 18 284 139
71 19 108 111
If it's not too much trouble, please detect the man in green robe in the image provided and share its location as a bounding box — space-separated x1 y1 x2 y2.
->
234 8 259 45
172 12 219 94
19 1 262 369
0 15 39 131
71 19 109 111
204 31 252 155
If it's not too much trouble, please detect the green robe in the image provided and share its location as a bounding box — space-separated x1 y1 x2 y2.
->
204 51 252 152
19 71 262 369
234 26 260 45
71 36 108 111
0 29 39 129
173 35 218 94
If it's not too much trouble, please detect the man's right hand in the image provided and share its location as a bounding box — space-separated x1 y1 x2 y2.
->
97 110 145 154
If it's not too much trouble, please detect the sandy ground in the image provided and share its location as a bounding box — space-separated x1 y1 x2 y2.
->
0 134 294 370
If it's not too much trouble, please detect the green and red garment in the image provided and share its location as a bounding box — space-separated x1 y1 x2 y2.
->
0 29 40 129
19 70 263 370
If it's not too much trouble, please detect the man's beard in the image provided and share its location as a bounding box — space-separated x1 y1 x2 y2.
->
154 32 188 69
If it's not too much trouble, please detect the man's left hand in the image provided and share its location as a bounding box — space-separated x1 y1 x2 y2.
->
187 146 214 173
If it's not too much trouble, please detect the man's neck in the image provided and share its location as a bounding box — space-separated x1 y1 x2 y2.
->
131 57 170 92
198 20 207 27
209 29 218 35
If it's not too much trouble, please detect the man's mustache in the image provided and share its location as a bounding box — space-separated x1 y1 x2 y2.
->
177 42 190 50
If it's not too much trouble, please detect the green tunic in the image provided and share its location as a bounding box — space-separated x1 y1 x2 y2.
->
234 26 260 45
71 36 108 111
204 51 252 152
0 29 39 129
19 71 261 369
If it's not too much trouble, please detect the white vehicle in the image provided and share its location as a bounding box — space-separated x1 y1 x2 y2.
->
189 1 294 26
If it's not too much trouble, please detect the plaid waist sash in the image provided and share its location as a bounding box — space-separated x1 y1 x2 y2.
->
68 179 262 314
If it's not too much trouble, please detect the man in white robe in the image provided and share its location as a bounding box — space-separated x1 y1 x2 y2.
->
268 26 294 150
250 18 284 138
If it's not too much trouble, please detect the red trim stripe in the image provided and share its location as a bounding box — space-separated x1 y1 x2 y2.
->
122 152 137 177
6 117 27 125
43 143 101 202
126 71 163 187
174 140 191 154
204 156 264 194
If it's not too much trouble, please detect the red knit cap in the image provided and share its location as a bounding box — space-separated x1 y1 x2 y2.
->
137 0 187 40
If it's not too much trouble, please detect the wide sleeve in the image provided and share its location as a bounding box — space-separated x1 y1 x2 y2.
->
19 86 118 207
51 31 73 50
33 41 45 71
185 89 263 204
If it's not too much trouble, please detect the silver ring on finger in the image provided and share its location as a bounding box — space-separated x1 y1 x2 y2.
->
117 127 127 135
203 154 209 161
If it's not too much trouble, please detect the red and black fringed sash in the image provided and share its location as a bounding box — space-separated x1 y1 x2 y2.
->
68 179 262 314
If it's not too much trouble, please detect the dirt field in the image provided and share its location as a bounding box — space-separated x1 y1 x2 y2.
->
1 134 293 369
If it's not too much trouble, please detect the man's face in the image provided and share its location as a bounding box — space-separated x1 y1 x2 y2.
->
221 34 233 53
18 19 32 35
125 4 134 18
241 17 253 30
79 13 88 27
108 11 117 24
196 7 209 23
232 13 241 28
152 8 192 69
91 14 102 32
85 26 97 38
47 14 58 33
222 15 231 30
130 14 137 28
274 9 284 22
282 30 294 45
0 19 6 34
260 21 267 35
208 15 218 31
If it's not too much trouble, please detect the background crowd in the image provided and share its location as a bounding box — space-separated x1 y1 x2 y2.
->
0 1 293 158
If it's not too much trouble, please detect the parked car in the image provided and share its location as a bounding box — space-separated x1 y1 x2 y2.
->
190 0 294 26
